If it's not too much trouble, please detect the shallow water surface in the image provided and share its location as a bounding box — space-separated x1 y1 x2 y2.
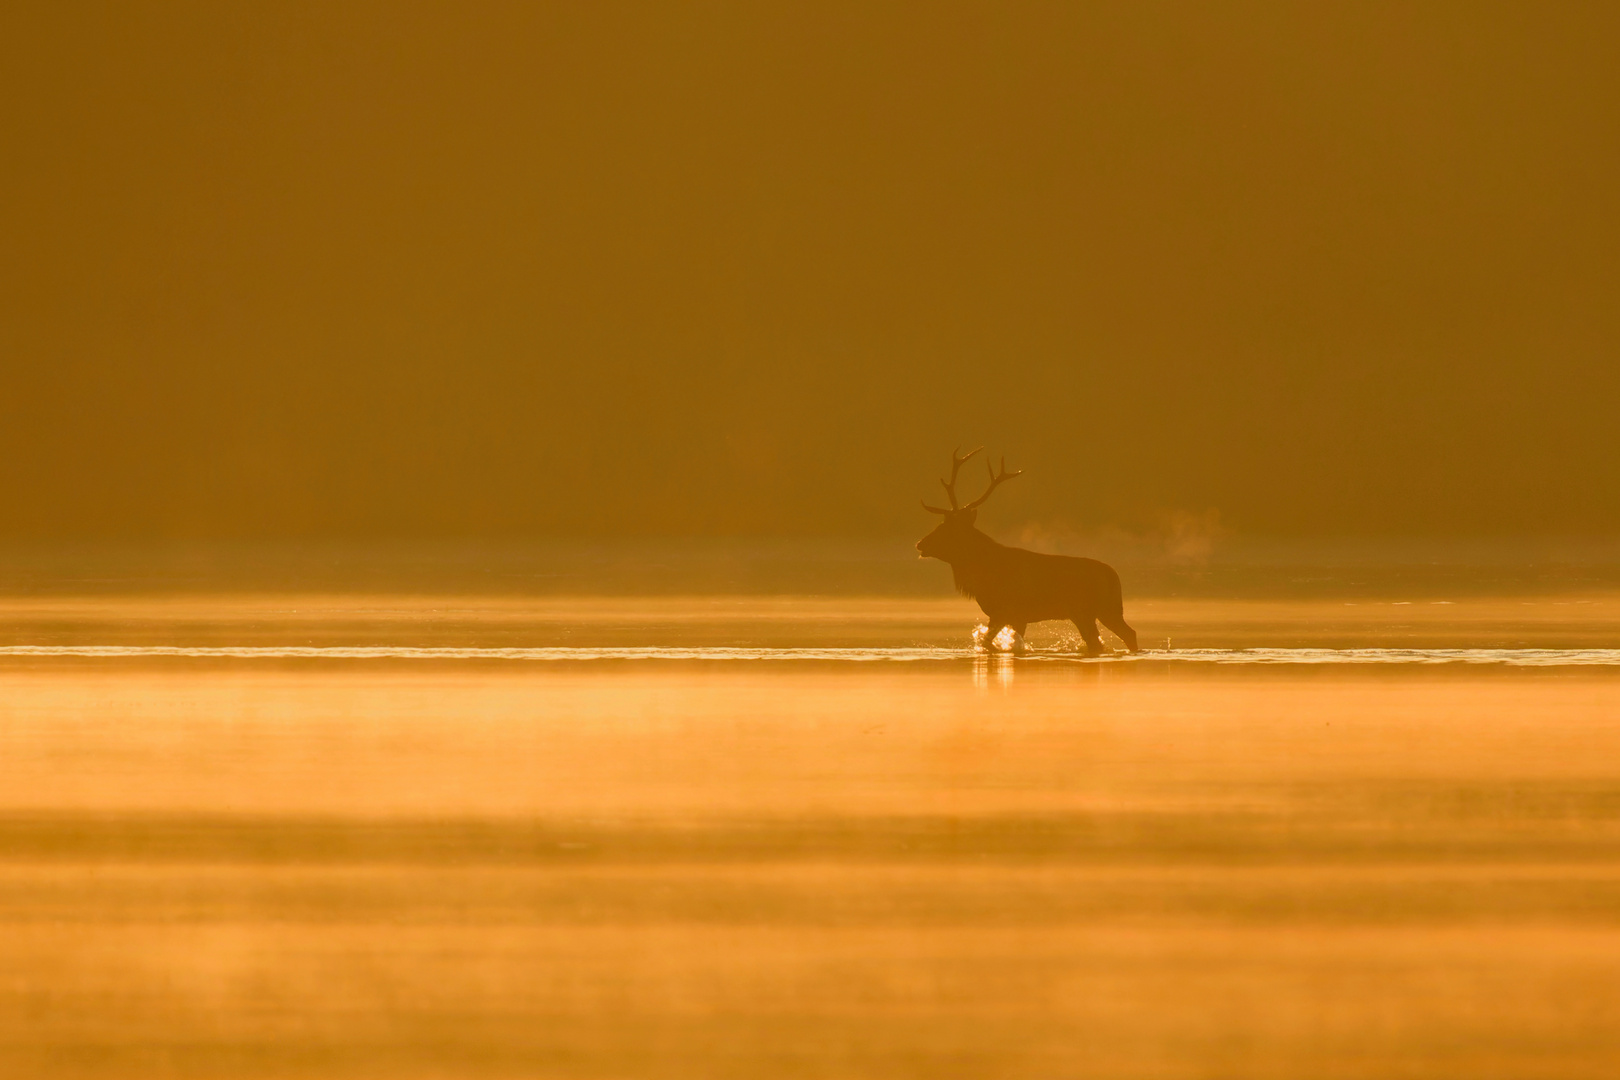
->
3 596 1620 1077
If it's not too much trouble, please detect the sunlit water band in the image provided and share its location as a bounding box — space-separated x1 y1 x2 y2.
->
1 645 1618 665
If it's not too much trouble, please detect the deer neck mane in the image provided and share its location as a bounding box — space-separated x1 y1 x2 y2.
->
947 529 1005 600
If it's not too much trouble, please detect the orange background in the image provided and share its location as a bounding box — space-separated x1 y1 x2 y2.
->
3 2 1616 538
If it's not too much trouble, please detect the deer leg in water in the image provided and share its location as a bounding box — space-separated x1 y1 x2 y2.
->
1098 612 1139 653
1072 616 1105 656
983 621 1010 650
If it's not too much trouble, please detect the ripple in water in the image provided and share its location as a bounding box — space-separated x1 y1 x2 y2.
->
0 645 1618 665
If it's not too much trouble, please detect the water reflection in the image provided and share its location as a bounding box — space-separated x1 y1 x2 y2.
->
5 647 1620 1076
972 653 1016 691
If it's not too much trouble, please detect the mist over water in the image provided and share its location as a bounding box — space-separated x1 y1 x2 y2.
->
4 535 1620 598
0 538 1617 660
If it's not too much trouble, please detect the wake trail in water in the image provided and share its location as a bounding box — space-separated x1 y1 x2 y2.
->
1 645 1619 666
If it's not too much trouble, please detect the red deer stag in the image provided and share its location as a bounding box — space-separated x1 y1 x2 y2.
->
917 448 1138 656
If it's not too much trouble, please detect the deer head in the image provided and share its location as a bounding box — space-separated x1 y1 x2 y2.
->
915 447 1021 561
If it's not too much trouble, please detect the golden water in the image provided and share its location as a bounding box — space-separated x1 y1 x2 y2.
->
3 595 1619 1077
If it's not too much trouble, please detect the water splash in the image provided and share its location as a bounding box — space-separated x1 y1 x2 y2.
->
971 624 1025 653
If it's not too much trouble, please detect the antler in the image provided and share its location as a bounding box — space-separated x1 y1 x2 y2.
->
962 456 1022 510
921 446 982 514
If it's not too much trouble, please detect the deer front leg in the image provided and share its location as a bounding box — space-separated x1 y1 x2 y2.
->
981 619 1012 651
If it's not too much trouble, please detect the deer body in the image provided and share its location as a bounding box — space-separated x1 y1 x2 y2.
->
917 449 1138 657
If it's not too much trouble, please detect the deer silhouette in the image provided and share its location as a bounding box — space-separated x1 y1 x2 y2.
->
917 448 1138 656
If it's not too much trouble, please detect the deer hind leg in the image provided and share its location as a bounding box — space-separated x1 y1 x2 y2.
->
1098 612 1139 653
1072 616 1105 657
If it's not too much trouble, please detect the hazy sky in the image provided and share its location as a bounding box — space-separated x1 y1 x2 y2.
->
3 2 1617 539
